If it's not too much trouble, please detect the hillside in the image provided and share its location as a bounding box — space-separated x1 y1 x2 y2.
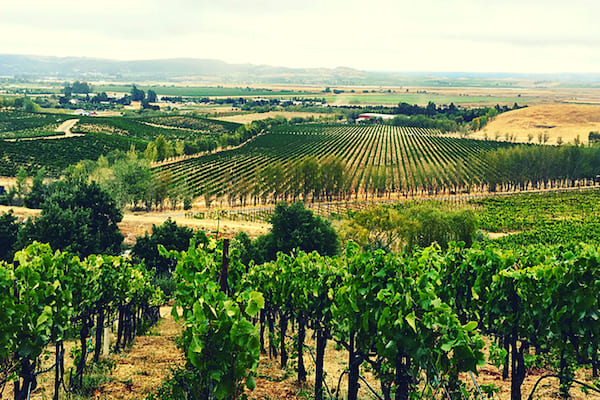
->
477 104 600 144
3 54 600 87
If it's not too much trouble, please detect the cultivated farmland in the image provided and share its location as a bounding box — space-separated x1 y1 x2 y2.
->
156 124 515 205
0 110 72 139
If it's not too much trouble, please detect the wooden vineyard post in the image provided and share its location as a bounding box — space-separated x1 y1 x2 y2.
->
220 239 230 295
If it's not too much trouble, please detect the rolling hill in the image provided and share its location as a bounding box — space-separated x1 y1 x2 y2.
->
476 104 600 145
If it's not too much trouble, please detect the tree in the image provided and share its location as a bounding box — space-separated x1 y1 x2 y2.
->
111 154 154 209
260 202 338 262
154 135 172 161
425 101 437 116
63 83 73 97
153 170 172 210
405 204 478 250
71 81 92 93
147 89 157 103
298 156 321 201
132 218 195 276
144 142 158 161
340 206 416 252
18 179 123 257
24 167 48 208
320 156 346 201
15 167 29 205
131 85 145 102
175 139 185 156
340 204 478 253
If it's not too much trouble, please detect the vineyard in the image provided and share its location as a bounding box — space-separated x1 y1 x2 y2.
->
472 189 600 247
157 124 515 205
150 235 600 400
0 243 162 400
73 115 239 144
0 132 146 176
0 111 72 140
0 111 240 177
3 190 600 399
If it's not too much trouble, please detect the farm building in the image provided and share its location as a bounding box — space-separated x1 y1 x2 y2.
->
356 113 396 123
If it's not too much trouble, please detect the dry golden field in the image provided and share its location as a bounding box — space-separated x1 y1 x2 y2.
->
474 104 600 145
215 110 334 124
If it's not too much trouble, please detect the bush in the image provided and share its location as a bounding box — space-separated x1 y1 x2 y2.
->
262 202 338 261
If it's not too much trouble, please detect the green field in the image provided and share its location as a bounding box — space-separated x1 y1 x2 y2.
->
95 84 320 97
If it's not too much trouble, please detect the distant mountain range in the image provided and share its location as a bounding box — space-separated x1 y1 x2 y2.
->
1 54 600 87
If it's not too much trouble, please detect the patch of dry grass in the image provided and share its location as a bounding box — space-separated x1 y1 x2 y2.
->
474 104 600 145
215 111 333 124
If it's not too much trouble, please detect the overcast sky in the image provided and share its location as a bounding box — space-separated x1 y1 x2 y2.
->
1 0 598 73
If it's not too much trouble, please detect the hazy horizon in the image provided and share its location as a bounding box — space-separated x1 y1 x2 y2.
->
5 53 600 80
1 0 598 74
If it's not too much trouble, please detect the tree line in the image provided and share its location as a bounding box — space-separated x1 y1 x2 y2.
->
345 101 524 132
482 143 600 192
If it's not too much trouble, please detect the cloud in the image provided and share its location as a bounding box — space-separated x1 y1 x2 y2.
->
444 34 600 49
0 0 598 73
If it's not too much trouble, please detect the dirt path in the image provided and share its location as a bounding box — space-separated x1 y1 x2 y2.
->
99 306 184 400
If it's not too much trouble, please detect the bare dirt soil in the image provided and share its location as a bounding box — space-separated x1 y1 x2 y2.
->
474 104 600 145
4 307 182 400
98 307 184 400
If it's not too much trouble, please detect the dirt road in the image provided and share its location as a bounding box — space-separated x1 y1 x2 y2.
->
55 118 80 136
